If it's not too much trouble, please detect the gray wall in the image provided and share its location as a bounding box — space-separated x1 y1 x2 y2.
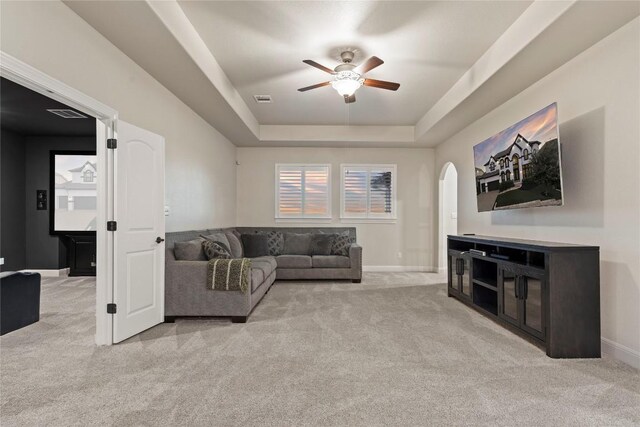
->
24 136 95 269
0 129 27 271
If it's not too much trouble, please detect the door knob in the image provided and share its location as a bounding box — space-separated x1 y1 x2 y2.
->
156 237 165 244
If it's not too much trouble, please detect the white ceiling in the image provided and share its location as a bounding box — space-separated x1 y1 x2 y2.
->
66 1 640 147
177 1 531 126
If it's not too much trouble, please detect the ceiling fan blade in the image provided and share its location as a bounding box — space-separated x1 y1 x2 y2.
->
364 78 400 91
302 60 335 74
344 94 356 104
298 81 331 92
354 56 384 75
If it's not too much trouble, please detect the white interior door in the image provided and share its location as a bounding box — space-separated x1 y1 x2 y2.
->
113 121 165 343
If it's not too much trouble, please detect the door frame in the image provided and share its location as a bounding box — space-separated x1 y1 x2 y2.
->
438 162 458 273
1 51 118 345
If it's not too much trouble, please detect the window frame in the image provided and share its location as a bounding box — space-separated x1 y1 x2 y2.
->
275 163 332 220
340 163 397 223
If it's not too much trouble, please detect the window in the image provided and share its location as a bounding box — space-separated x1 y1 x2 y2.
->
489 161 495 171
500 159 504 169
83 170 94 182
276 164 331 219
524 149 529 160
341 164 396 220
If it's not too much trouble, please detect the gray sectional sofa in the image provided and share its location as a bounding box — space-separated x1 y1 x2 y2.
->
165 227 362 323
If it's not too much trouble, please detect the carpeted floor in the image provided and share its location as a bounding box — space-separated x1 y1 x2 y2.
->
1 273 638 426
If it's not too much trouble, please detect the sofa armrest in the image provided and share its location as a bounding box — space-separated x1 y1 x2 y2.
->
349 243 362 281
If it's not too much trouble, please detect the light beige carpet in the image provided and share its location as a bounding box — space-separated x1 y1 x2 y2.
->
1 273 638 426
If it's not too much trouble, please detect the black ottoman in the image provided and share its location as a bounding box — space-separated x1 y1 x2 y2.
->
0 271 41 335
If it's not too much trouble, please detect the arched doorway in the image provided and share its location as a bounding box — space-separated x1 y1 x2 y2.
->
438 162 458 273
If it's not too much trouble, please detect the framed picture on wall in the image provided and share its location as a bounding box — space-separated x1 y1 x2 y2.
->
49 150 97 235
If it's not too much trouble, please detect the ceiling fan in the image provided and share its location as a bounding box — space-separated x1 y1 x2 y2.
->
298 51 400 103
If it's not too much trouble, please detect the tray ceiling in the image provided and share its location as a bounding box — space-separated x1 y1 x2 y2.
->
177 1 530 126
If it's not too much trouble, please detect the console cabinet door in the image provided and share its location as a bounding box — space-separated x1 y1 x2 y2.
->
520 271 545 340
448 251 461 294
498 264 519 327
460 254 472 299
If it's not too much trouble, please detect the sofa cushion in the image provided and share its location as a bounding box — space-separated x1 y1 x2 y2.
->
310 234 334 255
331 231 355 256
251 256 277 272
283 233 312 255
241 234 269 258
251 268 264 292
276 255 312 269
258 230 284 256
202 240 232 260
250 257 276 292
224 231 244 258
312 255 351 269
174 238 206 261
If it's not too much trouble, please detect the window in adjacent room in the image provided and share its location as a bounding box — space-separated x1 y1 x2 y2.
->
275 164 331 219
341 164 396 221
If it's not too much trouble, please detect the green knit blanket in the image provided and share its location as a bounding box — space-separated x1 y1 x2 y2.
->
207 258 251 293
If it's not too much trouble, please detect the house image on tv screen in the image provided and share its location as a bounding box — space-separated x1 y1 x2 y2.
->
54 155 97 231
476 134 541 193
473 103 563 212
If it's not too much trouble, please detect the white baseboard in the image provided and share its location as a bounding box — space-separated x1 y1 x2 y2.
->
601 337 640 370
363 265 437 272
19 268 69 277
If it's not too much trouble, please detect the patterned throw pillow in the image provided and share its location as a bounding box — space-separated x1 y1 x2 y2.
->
331 231 355 256
202 240 232 260
200 232 230 250
258 231 284 256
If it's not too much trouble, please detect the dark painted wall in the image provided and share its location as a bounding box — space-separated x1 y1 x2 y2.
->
24 136 95 269
0 129 27 271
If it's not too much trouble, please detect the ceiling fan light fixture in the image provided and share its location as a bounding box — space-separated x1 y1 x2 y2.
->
331 71 364 97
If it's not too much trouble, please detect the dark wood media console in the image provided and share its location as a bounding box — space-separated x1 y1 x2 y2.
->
447 235 600 358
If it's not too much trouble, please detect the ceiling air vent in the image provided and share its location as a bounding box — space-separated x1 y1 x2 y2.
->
253 95 272 104
47 109 88 119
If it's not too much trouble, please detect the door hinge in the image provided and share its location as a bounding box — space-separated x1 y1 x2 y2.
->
107 303 117 314
107 138 117 149
107 221 117 231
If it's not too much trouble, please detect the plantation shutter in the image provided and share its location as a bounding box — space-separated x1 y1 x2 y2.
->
343 167 368 216
342 165 396 219
277 165 330 218
369 169 393 216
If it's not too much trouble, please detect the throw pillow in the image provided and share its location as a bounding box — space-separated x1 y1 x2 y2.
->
283 233 312 255
310 234 334 255
200 232 231 251
331 231 355 256
174 238 206 261
241 234 269 258
258 230 284 256
224 231 244 258
202 240 232 260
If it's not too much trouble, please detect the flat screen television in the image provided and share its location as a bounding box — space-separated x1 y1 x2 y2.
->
50 151 97 234
473 102 563 212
